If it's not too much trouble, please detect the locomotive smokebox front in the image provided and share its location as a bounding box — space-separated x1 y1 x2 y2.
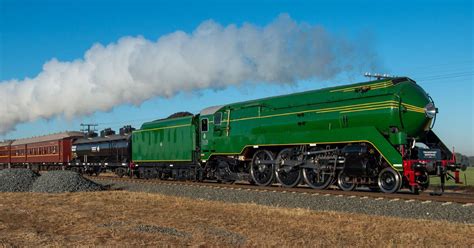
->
395 81 437 139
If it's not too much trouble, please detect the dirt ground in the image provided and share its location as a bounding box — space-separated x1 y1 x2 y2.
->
0 191 472 247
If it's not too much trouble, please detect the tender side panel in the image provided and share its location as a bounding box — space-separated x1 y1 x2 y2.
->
132 117 196 162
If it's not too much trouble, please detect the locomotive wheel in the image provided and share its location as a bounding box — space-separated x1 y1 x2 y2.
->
302 168 333 190
275 148 302 188
302 147 334 189
217 160 236 184
337 171 356 191
115 168 126 178
377 167 402 193
250 150 275 186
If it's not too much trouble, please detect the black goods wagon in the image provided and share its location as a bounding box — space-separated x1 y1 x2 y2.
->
71 126 134 176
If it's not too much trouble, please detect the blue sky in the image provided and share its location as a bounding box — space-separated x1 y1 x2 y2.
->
0 0 472 155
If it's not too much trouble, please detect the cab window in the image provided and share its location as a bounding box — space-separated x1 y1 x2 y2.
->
201 119 208 132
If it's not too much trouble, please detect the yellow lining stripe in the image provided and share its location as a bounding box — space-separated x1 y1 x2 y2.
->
404 106 424 111
402 103 425 111
330 81 392 92
316 103 398 113
404 108 425 114
340 106 398 113
312 100 396 112
340 83 392 92
27 154 60 157
405 107 424 112
369 84 393 91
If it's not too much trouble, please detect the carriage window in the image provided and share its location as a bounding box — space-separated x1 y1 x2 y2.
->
214 112 222 125
201 118 208 132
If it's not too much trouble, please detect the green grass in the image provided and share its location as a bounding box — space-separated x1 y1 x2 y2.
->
430 167 474 187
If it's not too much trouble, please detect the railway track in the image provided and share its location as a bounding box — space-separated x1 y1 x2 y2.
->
89 175 474 205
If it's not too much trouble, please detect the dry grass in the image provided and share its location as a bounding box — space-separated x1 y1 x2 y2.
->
0 191 472 247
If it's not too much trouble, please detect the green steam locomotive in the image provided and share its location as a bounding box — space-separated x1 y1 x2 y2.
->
131 77 463 193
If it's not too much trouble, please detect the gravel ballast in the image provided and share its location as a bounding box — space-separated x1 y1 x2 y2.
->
0 169 40 192
94 179 474 224
32 170 104 193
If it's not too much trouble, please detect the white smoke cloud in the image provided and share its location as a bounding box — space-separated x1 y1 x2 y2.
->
0 14 379 134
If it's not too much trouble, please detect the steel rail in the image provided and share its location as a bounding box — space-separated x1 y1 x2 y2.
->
89 175 474 204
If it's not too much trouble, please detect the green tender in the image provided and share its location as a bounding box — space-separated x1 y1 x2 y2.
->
132 116 196 162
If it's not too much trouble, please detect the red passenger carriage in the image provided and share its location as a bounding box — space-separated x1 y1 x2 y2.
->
0 141 13 165
1 132 83 167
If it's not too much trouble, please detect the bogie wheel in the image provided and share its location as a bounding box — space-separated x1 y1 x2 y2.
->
250 150 275 186
115 168 126 178
377 167 402 193
275 148 302 188
337 171 356 191
416 171 430 190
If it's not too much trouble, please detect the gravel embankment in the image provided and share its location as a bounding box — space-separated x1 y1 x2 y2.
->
0 169 39 192
94 179 474 224
0 168 104 193
32 170 104 193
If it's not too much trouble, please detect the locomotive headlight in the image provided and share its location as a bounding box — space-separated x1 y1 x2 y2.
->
424 102 438 119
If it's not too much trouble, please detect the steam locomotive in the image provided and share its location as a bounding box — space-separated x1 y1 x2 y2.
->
0 77 465 193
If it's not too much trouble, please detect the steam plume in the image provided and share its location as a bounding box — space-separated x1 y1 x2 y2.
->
0 14 378 134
